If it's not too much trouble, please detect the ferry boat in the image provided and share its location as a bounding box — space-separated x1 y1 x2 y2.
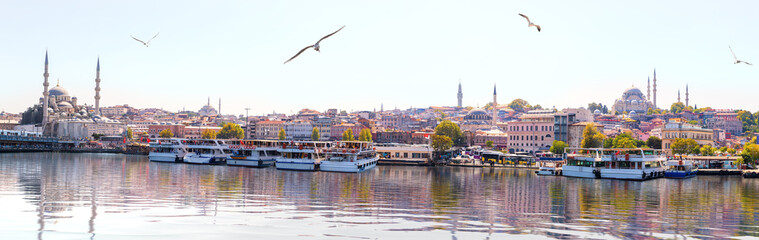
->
276 141 332 171
226 140 281 167
320 141 379 173
664 159 698 178
563 148 667 180
535 152 564 176
375 143 433 166
183 139 230 164
148 138 188 162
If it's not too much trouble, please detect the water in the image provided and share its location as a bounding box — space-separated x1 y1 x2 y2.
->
0 153 758 239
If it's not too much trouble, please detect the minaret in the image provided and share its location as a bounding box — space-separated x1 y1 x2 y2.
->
677 89 681 103
647 77 650 101
457 80 463 108
218 98 221 116
207 97 210 106
94 58 101 116
653 69 657 109
42 50 50 128
492 84 497 126
685 84 689 107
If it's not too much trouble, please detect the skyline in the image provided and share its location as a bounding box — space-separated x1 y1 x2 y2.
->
1 1 758 116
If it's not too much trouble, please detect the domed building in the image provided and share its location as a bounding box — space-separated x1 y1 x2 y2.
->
198 97 219 116
39 80 82 114
611 86 654 115
460 108 493 132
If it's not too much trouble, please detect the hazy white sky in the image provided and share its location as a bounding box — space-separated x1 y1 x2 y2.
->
1 0 757 116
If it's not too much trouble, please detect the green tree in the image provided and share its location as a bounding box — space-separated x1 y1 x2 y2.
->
201 129 217 139
670 102 685 114
508 99 531 112
549 140 568 155
278 128 286 140
431 134 453 155
727 148 737 155
159 129 174 138
358 128 372 142
342 129 355 141
740 143 759 168
670 138 699 155
311 127 320 141
434 120 463 146
485 140 494 148
603 137 613 148
699 145 715 156
580 123 605 148
646 136 662 149
91 133 104 140
719 146 728 153
612 133 636 148
217 123 244 139
126 128 133 140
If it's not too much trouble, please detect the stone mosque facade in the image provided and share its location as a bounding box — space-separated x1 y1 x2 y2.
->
611 86 654 115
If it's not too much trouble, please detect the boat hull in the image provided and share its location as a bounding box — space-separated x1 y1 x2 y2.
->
227 157 275 168
148 153 181 163
536 168 562 176
321 157 379 173
561 166 598 178
601 169 665 180
184 154 226 164
665 170 697 178
276 159 318 171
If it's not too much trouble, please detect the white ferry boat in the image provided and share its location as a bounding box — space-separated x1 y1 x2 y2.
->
535 152 564 176
226 140 281 168
320 141 379 173
563 148 667 180
183 139 230 164
375 143 433 166
276 141 332 171
664 159 698 178
148 138 188 162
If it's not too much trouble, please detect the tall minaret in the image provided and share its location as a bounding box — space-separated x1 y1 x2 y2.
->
653 69 657 109
492 84 497 126
42 50 50 127
677 89 681 103
647 77 651 101
218 98 221 116
685 84 689 107
457 80 463 108
94 58 101 116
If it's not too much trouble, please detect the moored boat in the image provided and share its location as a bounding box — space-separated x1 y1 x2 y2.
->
226 140 281 167
148 138 188 162
375 143 433 166
535 152 564 176
664 159 698 178
276 141 332 171
183 139 229 164
320 141 379 173
562 148 667 180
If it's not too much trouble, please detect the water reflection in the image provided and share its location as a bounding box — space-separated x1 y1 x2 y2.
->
0 152 757 239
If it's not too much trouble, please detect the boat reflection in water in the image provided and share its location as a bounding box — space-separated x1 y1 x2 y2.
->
0 152 758 239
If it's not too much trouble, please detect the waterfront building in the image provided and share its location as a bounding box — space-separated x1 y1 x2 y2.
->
57 116 126 140
611 86 654 115
148 124 186 138
254 120 284 140
312 116 333 141
284 120 313 140
375 131 411 144
553 108 591 143
506 110 554 154
330 123 366 140
566 122 604 148
706 112 741 137
659 119 714 155
473 128 508 149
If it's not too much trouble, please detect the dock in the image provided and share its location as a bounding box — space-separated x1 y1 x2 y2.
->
696 169 742 175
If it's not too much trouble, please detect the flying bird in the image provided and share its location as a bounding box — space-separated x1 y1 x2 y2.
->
518 13 541 32
729 46 752 65
284 26 345 64
130 32 160 47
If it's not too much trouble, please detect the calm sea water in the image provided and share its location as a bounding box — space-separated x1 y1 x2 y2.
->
0 152 758 239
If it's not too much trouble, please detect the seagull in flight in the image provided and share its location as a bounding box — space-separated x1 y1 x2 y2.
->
729 46 752 65
518 13 541 32
284 26 345 64
130 32 160 47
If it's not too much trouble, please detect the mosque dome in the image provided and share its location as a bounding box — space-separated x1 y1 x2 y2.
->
465 108 491 121
623 87 643 97
593 109 601 115
631 100 638 105
58 102 73 108
629 110 637 115
49 85 69 97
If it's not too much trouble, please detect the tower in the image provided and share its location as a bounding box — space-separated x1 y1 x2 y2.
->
42 50 50 128
218 98 221 116
647 77 650 101
94 58 101 115
492 84 497 126
677 89 681 103
457 80 463 108
653 69 657 109
685 84 689 107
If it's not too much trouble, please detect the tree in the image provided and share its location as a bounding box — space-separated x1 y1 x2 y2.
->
719 147 728 153
687 120 699 125
580 123 605 148
508 99 531 112
647 136 662 149
699 145 715 156
612 133 636 148
533 104 543 110
670 138 699 155
549 140 568 155
201 129 217 139
670 102 685 114
588 102 607 114
435 120 463 146
278 128 286 140
217 123 244 139
159 129 174 138
740 143 759 168
431 134 453 155
126 128 133 140
603 137 613 148
342 129 355 141
311 127 320 141
358 128 372 142
485 140 494 148
727 148 737 155
92 133 104 140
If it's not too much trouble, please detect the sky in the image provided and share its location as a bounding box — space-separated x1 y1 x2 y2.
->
0 0 757 116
